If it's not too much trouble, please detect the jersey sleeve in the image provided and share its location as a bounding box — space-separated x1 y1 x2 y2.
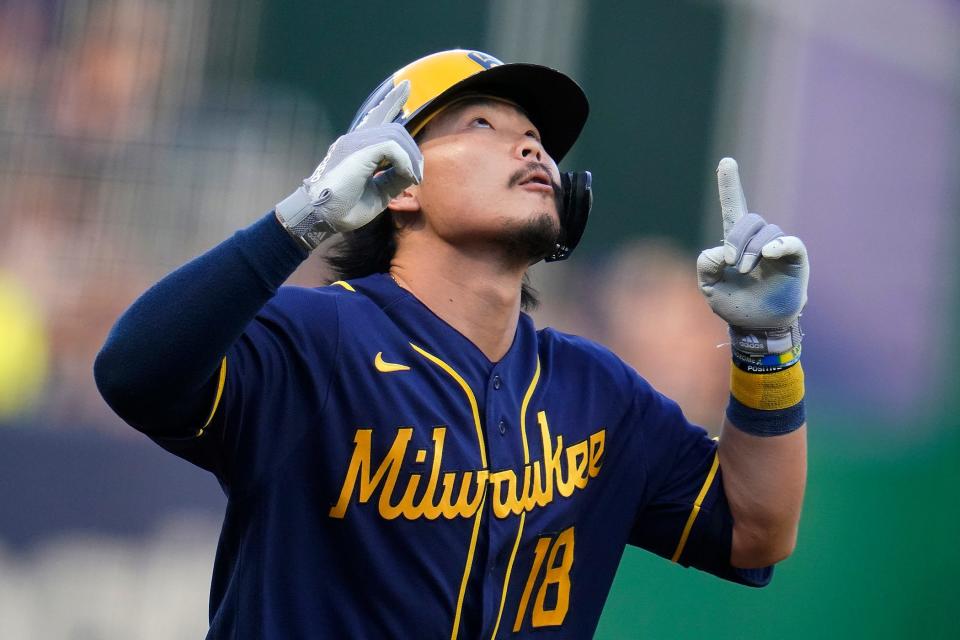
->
628 382 773 587
151 287 340 494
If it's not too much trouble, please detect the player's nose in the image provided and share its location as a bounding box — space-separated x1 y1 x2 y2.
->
513 136 543 163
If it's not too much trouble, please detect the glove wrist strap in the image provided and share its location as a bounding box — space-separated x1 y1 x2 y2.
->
731 344 801 374
275 186 336 251
729 321 801 355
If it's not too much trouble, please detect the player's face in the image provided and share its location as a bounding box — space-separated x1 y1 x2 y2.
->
404 98 563 263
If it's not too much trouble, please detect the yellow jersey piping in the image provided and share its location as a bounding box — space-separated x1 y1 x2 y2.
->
197 357 227 437
489 356 540 638
331 280 356 291
671 451 720 562
409 343 487 640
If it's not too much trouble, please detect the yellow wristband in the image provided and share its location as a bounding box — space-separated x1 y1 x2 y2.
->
730 362 805 410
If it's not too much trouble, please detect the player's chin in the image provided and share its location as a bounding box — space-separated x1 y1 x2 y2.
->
499 211 561 265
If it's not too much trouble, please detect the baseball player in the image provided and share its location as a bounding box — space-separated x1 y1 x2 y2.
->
95 50 808 639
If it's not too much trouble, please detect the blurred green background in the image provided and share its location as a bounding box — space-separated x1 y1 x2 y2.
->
599 426 960 639
0 0 957 637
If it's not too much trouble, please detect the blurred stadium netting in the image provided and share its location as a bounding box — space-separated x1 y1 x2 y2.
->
0 0 331 430
0 0 957 638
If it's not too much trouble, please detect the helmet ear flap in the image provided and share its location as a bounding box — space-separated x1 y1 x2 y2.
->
546 171 592 262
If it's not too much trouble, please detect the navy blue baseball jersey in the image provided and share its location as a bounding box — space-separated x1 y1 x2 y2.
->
155 273 770 639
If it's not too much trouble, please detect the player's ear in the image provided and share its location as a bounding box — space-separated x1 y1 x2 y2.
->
387 185 420 214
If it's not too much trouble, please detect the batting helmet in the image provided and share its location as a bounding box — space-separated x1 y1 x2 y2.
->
349 49 592 261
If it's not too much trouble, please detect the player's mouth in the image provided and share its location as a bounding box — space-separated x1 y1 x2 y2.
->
516 169 555 194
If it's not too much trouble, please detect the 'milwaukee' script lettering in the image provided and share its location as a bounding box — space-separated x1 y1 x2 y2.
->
329 411 605 521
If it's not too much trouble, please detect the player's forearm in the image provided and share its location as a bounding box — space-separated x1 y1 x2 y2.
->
718 353 807 568
694 158 811 568
719 417 807 568
94 211 308 433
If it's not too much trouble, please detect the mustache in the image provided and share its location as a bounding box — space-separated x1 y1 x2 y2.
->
508 162 564 218
507 162 562 197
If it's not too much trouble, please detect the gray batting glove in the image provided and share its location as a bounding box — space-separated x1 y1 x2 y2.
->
275 80 424 250
696 158 810 356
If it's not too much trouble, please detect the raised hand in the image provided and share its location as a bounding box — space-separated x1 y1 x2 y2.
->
275 80 424 250
697 158 809 356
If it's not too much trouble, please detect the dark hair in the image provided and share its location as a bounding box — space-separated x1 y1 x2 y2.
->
324 212 541 311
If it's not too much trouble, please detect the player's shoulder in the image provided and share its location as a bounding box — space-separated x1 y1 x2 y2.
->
266 279 367 309
536 326 667 419
537 326 622 363
264 275 401 325
537 326 610 357
251 281 361 333
537 326 644 389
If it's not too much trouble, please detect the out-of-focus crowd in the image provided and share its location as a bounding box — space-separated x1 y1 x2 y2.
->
0 0 331 429
0 0 728 435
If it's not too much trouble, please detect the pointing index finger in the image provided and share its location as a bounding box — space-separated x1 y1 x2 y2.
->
717 157 748 238
356 80 410 130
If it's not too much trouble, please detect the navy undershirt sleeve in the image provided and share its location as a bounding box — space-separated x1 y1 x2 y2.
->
94 211 308 436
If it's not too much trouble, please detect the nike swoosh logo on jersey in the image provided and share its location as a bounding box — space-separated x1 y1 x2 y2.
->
375 352 411 373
